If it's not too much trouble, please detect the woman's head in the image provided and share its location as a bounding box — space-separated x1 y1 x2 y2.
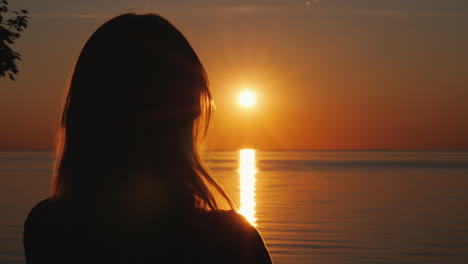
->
52 13 232 211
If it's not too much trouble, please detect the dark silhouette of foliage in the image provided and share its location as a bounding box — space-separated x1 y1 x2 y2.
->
0 0 30 81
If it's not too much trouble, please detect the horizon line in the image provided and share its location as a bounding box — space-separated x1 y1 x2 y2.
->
1 148 468 152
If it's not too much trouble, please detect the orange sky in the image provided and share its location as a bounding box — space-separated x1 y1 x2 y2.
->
1 0 468 150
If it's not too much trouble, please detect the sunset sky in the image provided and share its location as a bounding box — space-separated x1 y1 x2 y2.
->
1 0 467 150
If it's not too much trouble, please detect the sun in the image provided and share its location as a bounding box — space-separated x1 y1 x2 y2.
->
239 91 256 108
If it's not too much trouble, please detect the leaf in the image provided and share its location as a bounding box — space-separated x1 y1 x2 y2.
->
0 0 29 81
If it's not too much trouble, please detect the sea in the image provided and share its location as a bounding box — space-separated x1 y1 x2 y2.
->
1 150 468 264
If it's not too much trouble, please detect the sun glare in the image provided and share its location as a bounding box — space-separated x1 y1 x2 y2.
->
238 149 257 226
239 91 256 108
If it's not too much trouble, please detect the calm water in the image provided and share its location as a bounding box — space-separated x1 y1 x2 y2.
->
1 150 468 263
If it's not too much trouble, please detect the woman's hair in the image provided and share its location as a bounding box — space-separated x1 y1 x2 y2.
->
51 13 234 211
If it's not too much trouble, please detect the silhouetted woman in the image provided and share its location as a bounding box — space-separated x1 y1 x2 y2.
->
23 13 272 264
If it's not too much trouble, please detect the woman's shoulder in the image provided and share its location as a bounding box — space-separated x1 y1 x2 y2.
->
201 210 272 263
205 210 267 243
24 197 67 227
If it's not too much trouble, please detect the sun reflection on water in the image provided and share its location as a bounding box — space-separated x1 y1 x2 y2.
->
238 149 257 226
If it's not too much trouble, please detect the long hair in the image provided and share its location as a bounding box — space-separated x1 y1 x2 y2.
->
51 13 234 211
